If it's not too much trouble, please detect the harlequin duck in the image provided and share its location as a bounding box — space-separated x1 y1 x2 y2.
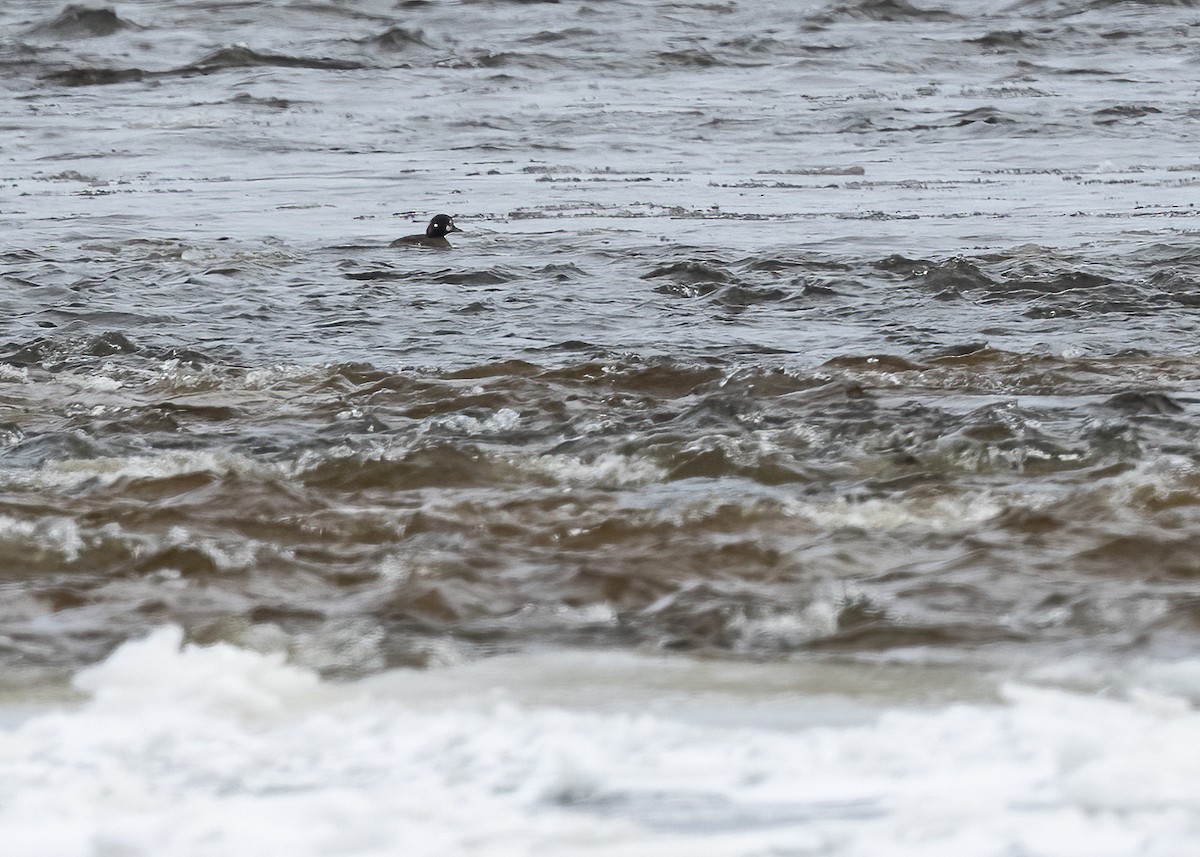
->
390 214 461 248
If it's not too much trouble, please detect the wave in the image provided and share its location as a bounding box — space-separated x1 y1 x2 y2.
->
0 342 1198 670
813 0 960 22
25 4 140 39
182 45 365 74
44 44 366 87
357 26 437 52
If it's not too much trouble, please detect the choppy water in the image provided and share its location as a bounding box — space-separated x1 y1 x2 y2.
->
4 0 1200 853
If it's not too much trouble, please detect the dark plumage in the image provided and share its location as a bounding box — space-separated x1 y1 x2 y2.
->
390 214 462 248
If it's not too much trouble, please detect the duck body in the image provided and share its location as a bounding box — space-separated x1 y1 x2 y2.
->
391 214 461 248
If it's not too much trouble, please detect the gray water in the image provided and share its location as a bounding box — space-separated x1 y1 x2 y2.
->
6 2 1200 855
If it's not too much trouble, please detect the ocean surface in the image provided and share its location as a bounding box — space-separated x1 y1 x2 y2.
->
4 0 1200 853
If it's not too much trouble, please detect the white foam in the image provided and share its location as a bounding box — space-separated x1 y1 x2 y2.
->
0 514 84 562
519 451 667 488
788 492 1003 532
0 364 31 383
728 600 841 650
73 372 124 393
2 630 1199 856
421 406 522 435
72 627 325 721
9 449 278 492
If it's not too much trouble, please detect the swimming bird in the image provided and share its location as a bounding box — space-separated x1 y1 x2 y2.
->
390 214 461 248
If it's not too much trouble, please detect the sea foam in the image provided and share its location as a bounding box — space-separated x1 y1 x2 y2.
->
2 630 1198 856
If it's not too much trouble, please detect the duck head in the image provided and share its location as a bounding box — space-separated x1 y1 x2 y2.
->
426 214 461 238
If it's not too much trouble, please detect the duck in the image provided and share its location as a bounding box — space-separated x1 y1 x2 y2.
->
390 214 462 248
